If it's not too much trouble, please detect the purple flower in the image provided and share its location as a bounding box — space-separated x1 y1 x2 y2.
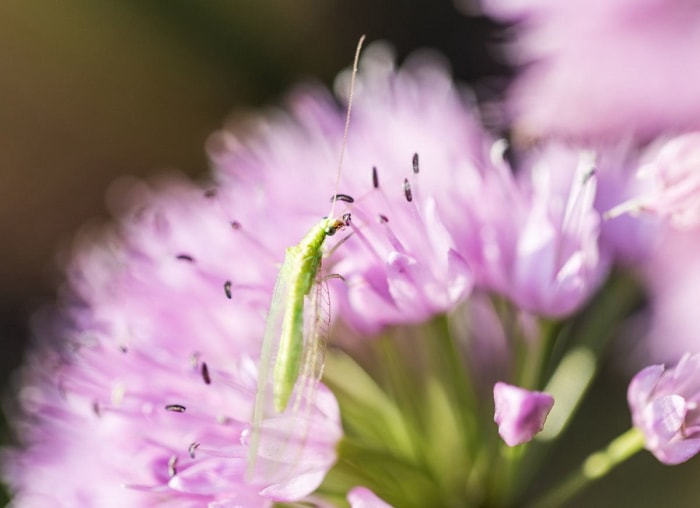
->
607 133 700 229
481 0 700 140
471 144 607 317
347 487 393 508
1 176 341 506
635 223 700 363
628 354 700 465
494 381 554 446
593 145 662 264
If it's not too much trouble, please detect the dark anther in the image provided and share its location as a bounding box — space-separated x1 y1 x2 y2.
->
168 455 178 477
176 254 195 262
188 442 200 459
378 214 389 224
201 362 211 385
372 166 379 189
330 193 355 204
224 280 232 299
403 178 413 202
230 221 242 230
165 404 187 413
582 167 597 184
342 212 352 225
412 153 419 174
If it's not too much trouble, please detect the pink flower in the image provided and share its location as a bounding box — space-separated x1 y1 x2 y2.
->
472 144 607 317
593 145 662 264
481 0 700 140
628 354 700 465
493 381 554 446
1 176 341 507
636 226 700 364
607 133 700 229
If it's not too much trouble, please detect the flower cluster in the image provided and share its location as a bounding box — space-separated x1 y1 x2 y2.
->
5 3 700 506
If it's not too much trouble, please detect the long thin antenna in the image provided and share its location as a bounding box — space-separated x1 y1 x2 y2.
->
329 34 366 219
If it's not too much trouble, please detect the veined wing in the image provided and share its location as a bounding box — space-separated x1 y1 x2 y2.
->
246 268 334 491
294 273 331 415
246 254 290 482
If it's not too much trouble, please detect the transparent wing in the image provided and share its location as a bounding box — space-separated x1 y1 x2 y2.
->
246 256 289 482
246 269 333 490
295 274 331 414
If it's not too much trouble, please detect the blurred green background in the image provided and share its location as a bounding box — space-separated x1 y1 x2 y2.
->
1 1 698 506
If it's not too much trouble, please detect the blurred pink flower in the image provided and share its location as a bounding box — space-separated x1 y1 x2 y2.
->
637 225 700 364
493 381 554 446
607 133 700 229
593 145 661 264
347 486 393 508
471 144 607 316
628 353 700 464
481 0 700 140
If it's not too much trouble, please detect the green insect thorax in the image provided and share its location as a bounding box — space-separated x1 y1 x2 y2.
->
287 216 343 294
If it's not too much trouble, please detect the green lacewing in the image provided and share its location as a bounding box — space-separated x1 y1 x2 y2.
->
246 36 365 481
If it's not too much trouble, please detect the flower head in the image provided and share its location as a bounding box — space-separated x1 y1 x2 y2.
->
472 144 606 317
494 381 554 446
628 354 700 465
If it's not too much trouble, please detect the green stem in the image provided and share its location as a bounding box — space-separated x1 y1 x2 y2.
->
497 319 559 505
519 319 560 391
527 427 646 508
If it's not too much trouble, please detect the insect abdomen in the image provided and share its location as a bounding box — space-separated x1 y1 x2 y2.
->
272 225 326 412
